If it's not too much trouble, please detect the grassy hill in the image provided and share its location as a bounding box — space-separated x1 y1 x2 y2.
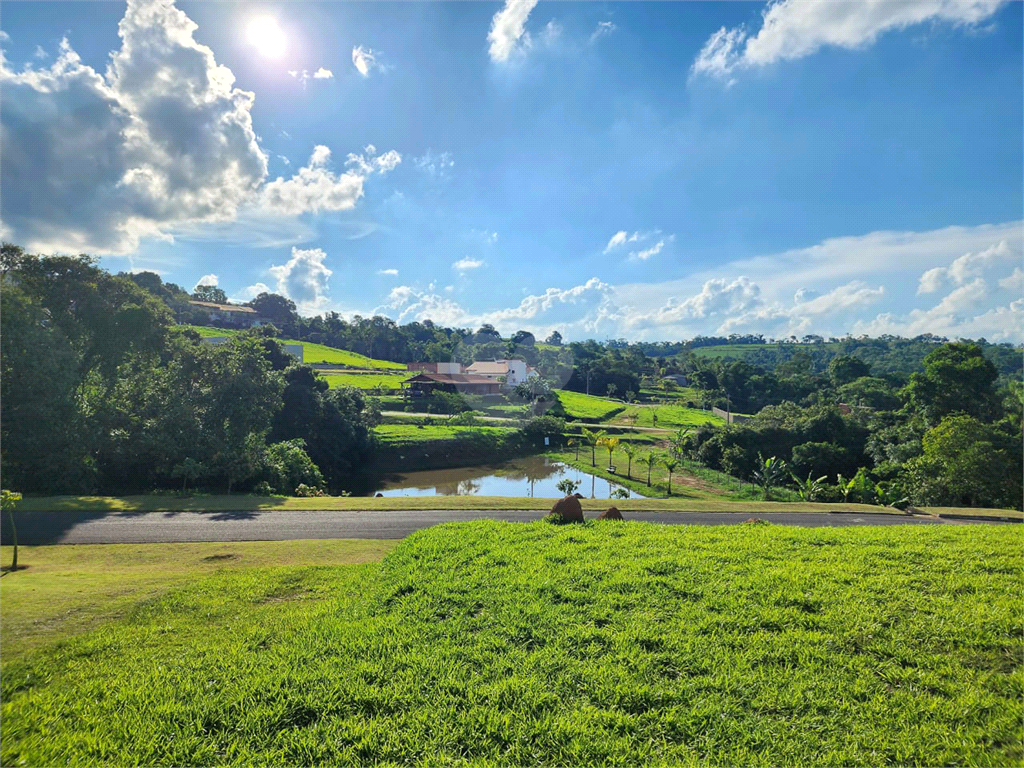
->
179 326 406 370
553 390 626 422
2 521 1019 766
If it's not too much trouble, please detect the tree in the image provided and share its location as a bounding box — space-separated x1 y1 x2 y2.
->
2 490 23 572
752 454 788 500
622 443 637 480
903 415 1022 508
556 478 581 495
606 383 618 399
662 455 679 495
581 427 605 466
545 330 563 346
599 435 620 468
193 285 228 304
639 452 659 486
827 355 871 387
906 343 1000 425
248 292 298 328
510 330 536 347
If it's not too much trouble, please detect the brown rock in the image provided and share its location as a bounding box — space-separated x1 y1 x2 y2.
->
598 506 624 521
549 494 584 523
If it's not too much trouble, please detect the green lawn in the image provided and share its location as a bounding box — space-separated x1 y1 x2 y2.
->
611 403 724 430
374 424 516 445
554 389 626 421
0 540 398 660
2 522 1020 766
323 372 408 390
179 326 406 370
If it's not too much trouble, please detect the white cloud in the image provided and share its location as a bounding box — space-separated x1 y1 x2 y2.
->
313 67 333 79
0 2 268 255
540 20 562 46
631 239 666 261
352 45 375 77
194 273 219 289
377 268 398 276
452 257 484 271
257 145 400 217
288 67 334 88
693 0 1006 81
0 30 9 42
33 44 47 59
276 155 290 166
269 247 333 312
604 231 628 253
414 150 455 178
0 0 394 256
998 267 1023 292
488 0 539 62
231 282 272 303
590 21 616 43
916 239 1016 293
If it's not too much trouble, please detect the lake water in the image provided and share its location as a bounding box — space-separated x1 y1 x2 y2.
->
373 456 646 499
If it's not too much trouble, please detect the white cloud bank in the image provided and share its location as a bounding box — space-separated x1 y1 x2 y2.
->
268 247 333 313
693 0 1006 80
488 0 539 62
0 0 397 255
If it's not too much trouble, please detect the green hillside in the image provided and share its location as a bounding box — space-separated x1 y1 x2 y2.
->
179 326 406 370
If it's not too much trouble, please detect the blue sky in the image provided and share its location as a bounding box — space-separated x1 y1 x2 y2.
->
1 0 1021 341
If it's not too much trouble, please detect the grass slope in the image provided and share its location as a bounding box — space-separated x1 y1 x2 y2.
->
554 390 626 421
323 372 408 390
2 522 1020 766
375 424 515 446
611 403 724 430
179 326 405 370
0 540 398 660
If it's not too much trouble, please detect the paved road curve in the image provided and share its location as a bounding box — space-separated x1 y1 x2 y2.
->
1 508 1004 546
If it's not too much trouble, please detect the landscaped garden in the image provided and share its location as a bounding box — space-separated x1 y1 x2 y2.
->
2 522 1020 766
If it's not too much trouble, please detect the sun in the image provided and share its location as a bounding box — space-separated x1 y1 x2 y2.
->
246 15 287 59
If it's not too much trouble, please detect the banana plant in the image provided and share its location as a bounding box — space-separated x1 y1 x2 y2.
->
791 471 828 502
752 453 788 500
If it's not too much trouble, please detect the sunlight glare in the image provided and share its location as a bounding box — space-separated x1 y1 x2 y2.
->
246 15 286 59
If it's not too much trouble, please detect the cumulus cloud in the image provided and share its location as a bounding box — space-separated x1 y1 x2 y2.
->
0 0 397 256
352 45 375 77
257 145 400 217
998 267 1023 292
377 268 398 276
313 67 333 79
452 257 484 271
590 21 616 43
194 273 219 289
268 247 333 312
693 0 1006 80
488 0 539 62
232 282 272 303
916 239 1016 293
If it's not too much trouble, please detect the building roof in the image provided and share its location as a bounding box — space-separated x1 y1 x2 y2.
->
466 361 511 374
404 373 499 385
188 300 258 314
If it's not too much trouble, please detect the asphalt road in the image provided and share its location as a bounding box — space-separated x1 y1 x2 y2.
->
0 508 1004 546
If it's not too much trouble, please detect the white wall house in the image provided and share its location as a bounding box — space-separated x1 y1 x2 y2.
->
465 359 539 387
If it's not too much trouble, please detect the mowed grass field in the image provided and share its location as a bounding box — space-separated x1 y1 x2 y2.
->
554 390 626 421
180 326 405 370
322 372 408 390
611 403 724 430
2 522 1020 766
374 424 516 446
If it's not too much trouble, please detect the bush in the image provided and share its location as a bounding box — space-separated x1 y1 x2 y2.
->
294 483 325 497
263 439 325 495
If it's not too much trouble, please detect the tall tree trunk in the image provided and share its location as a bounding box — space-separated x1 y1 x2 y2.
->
7 510 17 572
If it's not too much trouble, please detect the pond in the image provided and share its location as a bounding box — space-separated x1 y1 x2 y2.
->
371 456 646 499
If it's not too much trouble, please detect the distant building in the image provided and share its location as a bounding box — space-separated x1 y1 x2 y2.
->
403 372 501 396
465 359 539 388
188 300 264 328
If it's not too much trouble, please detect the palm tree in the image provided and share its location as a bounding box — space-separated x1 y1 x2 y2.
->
662 455 679 495
622 443 637 480
639 452 659 486
567 437 580 461
581 427 605 466
600 436 620 469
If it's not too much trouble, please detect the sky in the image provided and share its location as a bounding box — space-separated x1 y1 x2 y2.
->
1 0 1021 342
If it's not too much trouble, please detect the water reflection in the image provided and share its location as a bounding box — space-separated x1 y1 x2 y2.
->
373 456 644 499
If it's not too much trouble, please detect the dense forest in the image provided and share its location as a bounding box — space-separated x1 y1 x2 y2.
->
2 244 1021 507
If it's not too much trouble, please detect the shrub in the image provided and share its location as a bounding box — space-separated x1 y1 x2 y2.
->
294 483 326 497
263 439 325 495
